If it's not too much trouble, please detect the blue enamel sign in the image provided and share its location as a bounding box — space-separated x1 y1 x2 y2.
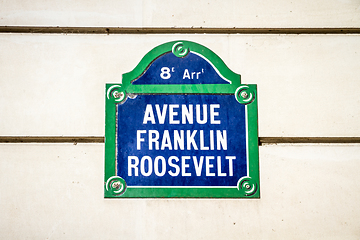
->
105 41 259 198
117 94 247 186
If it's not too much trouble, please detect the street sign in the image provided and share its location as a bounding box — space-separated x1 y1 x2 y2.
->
105 41 259 198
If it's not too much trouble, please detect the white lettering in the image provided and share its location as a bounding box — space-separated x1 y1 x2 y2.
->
183 69 190 79
148 130 159 150
199 130 209 150
173 130 184 150
210 130 214 150
205 156 215 176
168 156 180 176
186 130 198 150
161 130 172 150
182 105 193 124
196 104 207 124
128 156 139 176
154 156 166 177
137 130 146 150
217 156 226 176
140 156 152 177
155 104 167 124
142 104 222 125
226 156 236 176
193 156 204 176
210 104 221 124
169 104 180 124
181 156 191 176
143 105 155 124
160 67 171 79
128 155 235 177
216 130 227 150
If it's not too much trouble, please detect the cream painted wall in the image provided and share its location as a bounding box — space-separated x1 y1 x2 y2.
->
0 143 359 239
0 34 359 137
1 1 360 239
1 0 359 27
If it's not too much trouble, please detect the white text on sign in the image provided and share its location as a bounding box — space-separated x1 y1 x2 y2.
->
128 103 236 177
160 67 205 80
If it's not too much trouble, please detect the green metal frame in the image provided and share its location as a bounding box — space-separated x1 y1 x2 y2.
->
105 40 259 198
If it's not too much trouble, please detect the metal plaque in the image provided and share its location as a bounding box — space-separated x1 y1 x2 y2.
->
105 41 259 198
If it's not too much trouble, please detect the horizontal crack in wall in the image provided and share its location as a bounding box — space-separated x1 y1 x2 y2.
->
1 136 360 144
0 136 105 143
1 27 360 34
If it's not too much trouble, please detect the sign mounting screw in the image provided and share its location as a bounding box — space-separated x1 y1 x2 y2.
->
241 91 248 99
112 181 121 190
113 91 124 99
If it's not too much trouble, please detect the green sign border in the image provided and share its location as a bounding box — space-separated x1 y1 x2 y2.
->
105 41 259 198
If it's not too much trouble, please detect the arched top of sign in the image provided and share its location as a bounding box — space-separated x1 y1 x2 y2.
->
132 51 231 85
117 41 241 98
